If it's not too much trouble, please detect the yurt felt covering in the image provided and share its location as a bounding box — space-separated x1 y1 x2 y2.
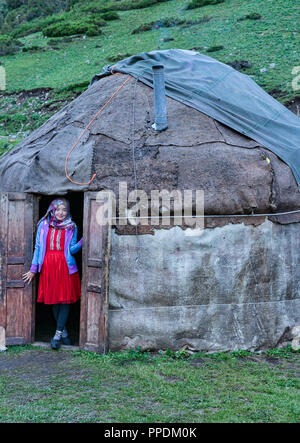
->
108 220 300 351
0 49 300 220
91 49 300 187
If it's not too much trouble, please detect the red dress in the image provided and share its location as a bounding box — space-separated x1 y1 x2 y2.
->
37 227 81 305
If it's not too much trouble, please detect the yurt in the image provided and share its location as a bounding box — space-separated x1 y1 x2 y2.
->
0 49 299 353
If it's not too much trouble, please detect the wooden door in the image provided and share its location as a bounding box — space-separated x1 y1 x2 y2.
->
0 192 39 345
80 191 111 353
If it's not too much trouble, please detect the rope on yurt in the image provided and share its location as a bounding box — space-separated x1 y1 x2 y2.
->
65 71 132 185
109 208 300 221
131 75 141 262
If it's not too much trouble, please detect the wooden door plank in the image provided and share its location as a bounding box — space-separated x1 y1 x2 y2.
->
0 193 8 331
80 191 111 353
0 192 38 345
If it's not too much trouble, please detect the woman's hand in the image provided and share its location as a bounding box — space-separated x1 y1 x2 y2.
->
22 271 36 285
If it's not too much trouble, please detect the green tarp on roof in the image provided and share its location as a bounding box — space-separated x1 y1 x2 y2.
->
90 49 300 188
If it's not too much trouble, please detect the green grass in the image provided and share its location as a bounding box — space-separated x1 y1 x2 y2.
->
0 135 22 157
0 345 299 423
0 0 298 96
0 84 81 140
0 0 298 142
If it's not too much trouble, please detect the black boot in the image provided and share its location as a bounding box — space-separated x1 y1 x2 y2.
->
51 330 62 350
61 327 72 346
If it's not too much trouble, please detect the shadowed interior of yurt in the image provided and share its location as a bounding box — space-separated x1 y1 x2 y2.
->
34 192 83 345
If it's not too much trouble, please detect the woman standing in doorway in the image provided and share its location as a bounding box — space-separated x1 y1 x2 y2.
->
22 198 82 350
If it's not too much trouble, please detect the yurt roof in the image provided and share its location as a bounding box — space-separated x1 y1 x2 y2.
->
0 49 299 225
91 49 300 187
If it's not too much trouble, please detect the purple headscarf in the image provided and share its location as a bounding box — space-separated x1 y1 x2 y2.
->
37 198 76 230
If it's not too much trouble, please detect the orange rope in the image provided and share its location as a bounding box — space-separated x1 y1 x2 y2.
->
65 73 132 185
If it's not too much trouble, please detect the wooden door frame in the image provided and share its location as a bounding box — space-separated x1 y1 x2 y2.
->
0 192 39 345
79 191 111 353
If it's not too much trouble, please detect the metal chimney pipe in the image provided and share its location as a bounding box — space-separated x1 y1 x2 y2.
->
152 64 168 131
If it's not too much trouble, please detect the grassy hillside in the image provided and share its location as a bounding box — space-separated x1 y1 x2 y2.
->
0 0 299 155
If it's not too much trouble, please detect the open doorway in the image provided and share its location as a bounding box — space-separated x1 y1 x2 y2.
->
34 192 83 346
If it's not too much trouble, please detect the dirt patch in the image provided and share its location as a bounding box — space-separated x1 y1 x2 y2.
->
189 358 206 367
226 60 252 71
1 349 67 370
284 96 300 117
233 353 300 377
238 354 283 365
0 87 81 114
0 87 53 104
156 371 185 382
264 356 282 365
186 352 300 378
0 349 89 382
